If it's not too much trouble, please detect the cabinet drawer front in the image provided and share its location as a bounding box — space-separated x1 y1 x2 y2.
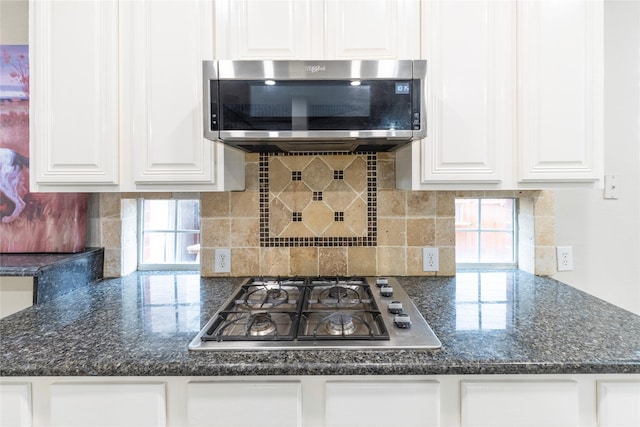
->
325 380 440 427
461 380 579 427
187 381 302 427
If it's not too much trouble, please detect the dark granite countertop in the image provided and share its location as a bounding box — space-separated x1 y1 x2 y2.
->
1 270 639 377
0 248 104 276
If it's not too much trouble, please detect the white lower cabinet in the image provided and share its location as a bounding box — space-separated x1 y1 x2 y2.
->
0 383 32 427
461 380 579 427
325 380 439 427
50 383 166 427
187 381 302 427
597 380 640 427
2 374 639 427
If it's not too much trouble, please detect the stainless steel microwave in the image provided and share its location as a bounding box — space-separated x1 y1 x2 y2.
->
203 60 426 153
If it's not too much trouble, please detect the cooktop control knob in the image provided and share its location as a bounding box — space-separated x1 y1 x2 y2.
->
388 301 403 314
376 277 389 287
380 285 393 297
394 313 412 328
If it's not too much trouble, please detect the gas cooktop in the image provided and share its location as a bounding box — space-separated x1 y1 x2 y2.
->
188 276 441 351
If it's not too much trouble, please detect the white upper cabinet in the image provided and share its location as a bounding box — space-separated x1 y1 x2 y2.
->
29 0 245 192
121 0 244 191
215 0 420 60
215 0 322 59
30 0 120 188
517 0 603 184
408 0 515 188
397 0 603 190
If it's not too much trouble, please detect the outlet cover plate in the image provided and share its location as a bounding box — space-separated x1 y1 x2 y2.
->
556 246 574 271
423 247 439 272
215 248 231 273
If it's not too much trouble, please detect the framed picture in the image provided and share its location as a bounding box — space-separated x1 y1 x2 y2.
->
1 45 87 252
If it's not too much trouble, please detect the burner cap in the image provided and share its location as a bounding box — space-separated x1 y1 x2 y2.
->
324 313 357 336
247 313 277 336
328 286 349 299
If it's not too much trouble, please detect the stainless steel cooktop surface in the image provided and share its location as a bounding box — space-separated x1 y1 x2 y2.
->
188 277 441 351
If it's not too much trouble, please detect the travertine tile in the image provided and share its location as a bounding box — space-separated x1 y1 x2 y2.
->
407 191 436 217
269 157 292 194
376 157 395 190
407 218 435 247
436 192 455 217
277 181 313 212
201 192 229 218
201 218 230 247
99 193 121 218
343 156 367 193
378 190 406 217
231 248 260 276
318 247 348 276
260 247 290 276
378 217 407 246
533 190 554 216
377 247 406 276
302 202 334 236
269 198 293 236
534 216 556 247
347 247 377 276
323 179 360 211
244 161 259 191
100 218 121 250
103 248 122 278
231 191 259 218
231 218 259 247
406 247 426 275
200 247 215 276
435 216 455 246
535 246 556 276
344 198 368 236
302 157 333 191
438 246 456 276
290 247 318 276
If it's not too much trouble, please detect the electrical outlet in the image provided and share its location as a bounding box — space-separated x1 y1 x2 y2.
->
215 248 231 273
423 247 439 272
556 246 574 271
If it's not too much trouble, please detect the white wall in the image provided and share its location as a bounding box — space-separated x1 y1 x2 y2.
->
554 0 640 315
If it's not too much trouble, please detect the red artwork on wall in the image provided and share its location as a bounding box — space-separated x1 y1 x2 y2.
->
1 45 87 252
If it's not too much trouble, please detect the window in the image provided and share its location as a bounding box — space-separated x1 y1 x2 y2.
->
138 199 200 270
455 198 517 267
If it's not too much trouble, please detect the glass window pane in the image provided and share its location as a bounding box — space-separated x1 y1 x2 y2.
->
176 233 200 264
479 231 514 263
142 232 176 264
177 200 200 230
480 199 513 230
455 199 479 229
455 231 479 263
144 200 176 230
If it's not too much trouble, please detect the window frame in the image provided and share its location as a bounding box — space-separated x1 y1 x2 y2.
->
137 198 201 271
455 197 518 269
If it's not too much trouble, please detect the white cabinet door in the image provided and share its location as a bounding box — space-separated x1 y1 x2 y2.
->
324 0 420 59
325 381 440 427
597 380 640 427
122 0 216 187
419 0 515 186
29 0 119 189
216 0 322 59
517 0 603 184
50 383 166 427
216 0 419 60
0 383 32 427
461 380 579 427
187 381 302 427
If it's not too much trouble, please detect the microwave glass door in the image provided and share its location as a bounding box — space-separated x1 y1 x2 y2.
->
217 80 414 132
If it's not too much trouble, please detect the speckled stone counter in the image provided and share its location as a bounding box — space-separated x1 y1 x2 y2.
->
0 248 104 303
1 270 639 377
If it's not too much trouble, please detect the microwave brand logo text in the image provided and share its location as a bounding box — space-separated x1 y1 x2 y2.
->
304 65 326 73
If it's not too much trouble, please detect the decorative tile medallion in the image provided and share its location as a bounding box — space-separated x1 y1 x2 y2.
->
259 152 377 247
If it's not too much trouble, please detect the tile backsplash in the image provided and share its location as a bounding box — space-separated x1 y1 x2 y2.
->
88 152 556 278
